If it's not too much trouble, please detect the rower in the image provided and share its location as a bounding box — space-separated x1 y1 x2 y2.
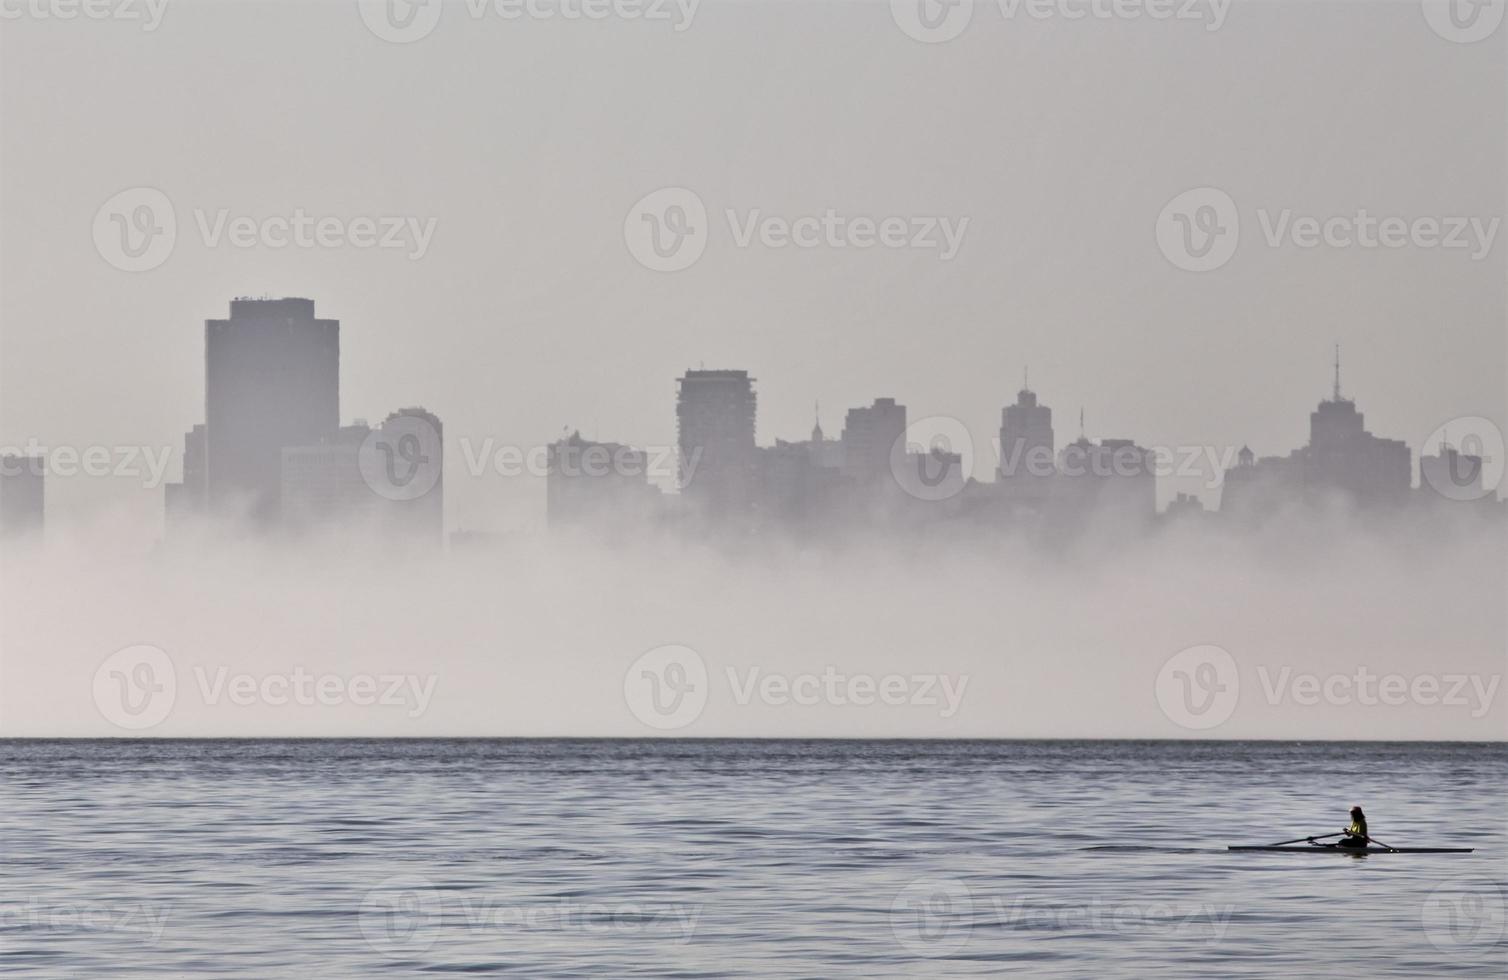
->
1337 805 1368 848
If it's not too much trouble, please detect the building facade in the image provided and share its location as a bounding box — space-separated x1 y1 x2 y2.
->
676 369 758 522
205 297 339 524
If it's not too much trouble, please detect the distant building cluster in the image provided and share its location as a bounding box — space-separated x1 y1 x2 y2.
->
162 298 443 545
547 357 1501 542
2 297 1499 546
548 370 1159 540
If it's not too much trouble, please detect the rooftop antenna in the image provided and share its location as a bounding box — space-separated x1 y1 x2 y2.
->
1023 365 1030 393
1332 343 1342 401
1079 407 1086 441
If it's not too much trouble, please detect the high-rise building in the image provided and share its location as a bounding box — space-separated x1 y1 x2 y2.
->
0 455 45 539
676 369 757 520
1222 353 1410 515
205 297 339 523
1305 397 1410 504
998 383 1055 502
280 423 372 527
840 397 907 486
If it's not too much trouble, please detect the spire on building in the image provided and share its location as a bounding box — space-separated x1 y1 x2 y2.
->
812 400 823 442
1332 343 1343 402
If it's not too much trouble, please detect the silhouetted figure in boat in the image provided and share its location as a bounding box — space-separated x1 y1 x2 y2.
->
1337 805 1368 848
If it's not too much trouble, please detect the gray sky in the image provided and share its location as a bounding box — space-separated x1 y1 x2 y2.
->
1 1 1505 738
2 0 1504 536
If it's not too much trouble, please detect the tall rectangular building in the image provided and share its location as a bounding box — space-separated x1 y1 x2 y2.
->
676 369 757 520
205 297 339 523
998 386 1055 502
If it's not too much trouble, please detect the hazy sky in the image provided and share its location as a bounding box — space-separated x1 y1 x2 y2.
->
1 0 1503 535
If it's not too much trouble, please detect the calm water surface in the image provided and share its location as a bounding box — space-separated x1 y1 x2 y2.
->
1 740 1504 977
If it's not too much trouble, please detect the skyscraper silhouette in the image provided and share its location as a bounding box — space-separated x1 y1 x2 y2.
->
205 298 339 524
676 369 757 521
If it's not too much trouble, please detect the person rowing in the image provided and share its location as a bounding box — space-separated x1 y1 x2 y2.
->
1337 805 1369 848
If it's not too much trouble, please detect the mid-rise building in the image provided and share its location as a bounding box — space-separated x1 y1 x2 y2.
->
163 423 207 532
547 430 661 534
840 397 907 486
281 407 443 544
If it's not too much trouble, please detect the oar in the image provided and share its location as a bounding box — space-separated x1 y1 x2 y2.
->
1361 835 1397 851
1267 832 1348 847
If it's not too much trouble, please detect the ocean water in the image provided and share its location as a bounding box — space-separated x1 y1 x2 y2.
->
1 739 1504 978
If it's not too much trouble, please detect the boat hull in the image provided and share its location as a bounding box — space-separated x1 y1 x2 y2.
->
1224 838 1471 844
